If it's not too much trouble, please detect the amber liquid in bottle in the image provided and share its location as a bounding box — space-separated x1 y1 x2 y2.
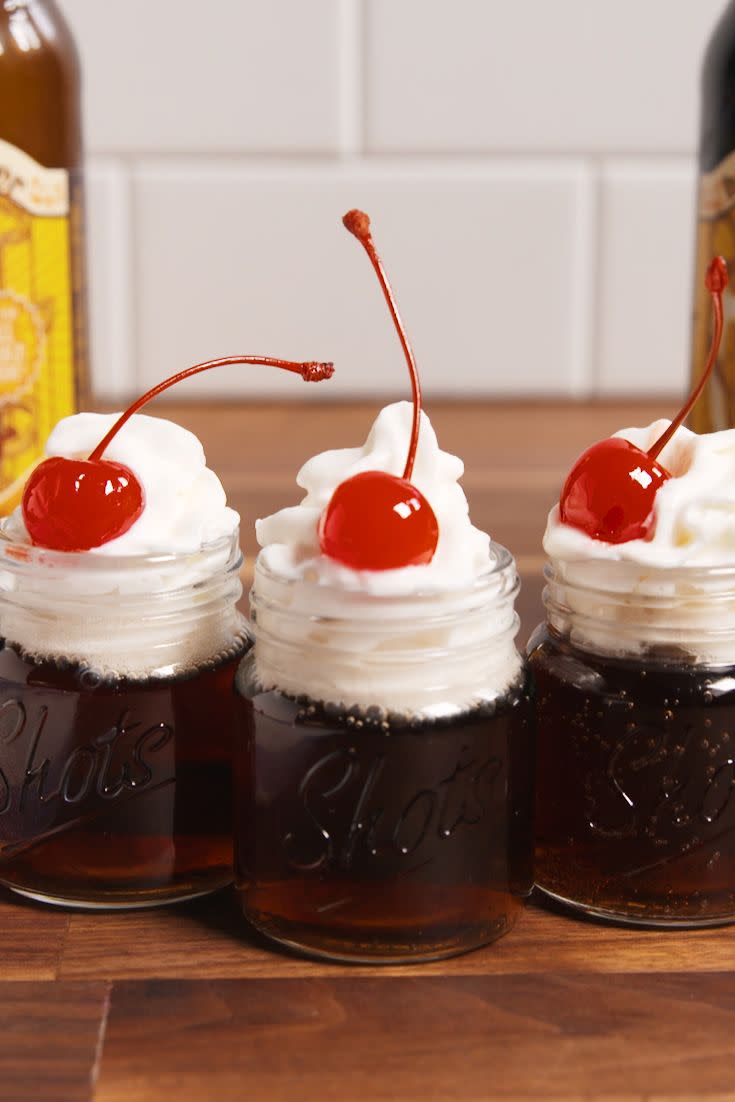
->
0 0 88 512
691 0 735 432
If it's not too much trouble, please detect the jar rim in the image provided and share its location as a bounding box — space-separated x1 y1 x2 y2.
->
544 555 735 666
0 526 246 679
254 540 516 605
250 540 523 714
547 553 735 587
0 524 240 575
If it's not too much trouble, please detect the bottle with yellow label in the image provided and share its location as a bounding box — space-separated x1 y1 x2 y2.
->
0 0 87 513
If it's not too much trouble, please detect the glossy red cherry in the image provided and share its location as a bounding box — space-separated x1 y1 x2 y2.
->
23 456 144 552
319 470 439 570
559 437 669 544
23 356 333 552
560 256 728 544
319 210 439 570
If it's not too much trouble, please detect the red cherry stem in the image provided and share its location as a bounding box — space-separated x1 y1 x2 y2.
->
88 356 334 463
343 209 422 483
647 256 729 462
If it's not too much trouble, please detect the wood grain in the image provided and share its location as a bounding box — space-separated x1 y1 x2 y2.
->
94 973 735 1102
57 893 735 983
3 399 732 1102
0 981 109 1101
149 399 664 479
0 890 69 980
148 398 664 565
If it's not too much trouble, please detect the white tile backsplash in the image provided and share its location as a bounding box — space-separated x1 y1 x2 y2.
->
366 0 724 155
597 160 697 397
64 0 726 400
63 0 342 154
85 160 136 399
131 162 587 398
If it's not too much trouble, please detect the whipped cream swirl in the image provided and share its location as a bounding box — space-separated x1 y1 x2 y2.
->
257 401 491 594
5 412 239 555
0 412 245 677
544 420 735 662
253 402 523 715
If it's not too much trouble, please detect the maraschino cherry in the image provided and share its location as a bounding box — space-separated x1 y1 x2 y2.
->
23 356 334 552
560 256 729 544
318 210 439 570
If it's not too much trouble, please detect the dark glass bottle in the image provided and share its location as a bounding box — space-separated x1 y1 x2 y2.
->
691 0 735 433
0 0 88 513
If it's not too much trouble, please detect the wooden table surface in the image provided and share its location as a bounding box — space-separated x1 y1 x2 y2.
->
7 398 735 1102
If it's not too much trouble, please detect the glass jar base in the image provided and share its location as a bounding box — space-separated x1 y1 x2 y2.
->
3 876 232 911
537 885 735 929
243 908 518 964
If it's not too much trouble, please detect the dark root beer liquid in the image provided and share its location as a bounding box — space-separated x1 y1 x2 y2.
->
235 675 534 962
0 531 249 908
234 547 535 963
0 636 249 907
530 559 735 927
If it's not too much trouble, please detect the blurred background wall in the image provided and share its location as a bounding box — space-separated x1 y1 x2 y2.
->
63 0 727 403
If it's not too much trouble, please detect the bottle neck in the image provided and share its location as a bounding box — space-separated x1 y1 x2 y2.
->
700 1 735 173
0 0 82 169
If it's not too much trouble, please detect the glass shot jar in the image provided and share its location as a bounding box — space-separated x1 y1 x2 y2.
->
529 557 735 927
0 529 251 908
234 544 535 964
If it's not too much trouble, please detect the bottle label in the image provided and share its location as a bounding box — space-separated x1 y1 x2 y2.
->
699 150 735 220
0 138 76 513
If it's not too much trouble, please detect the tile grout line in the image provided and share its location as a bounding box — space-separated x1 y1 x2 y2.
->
109 158 136 401
567 157 599 399
85 149 699 164
87 151 698 174
589 155 607 396
127 158 144 397
90 980 113 1100
120 161 138 400
337 0 364 157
